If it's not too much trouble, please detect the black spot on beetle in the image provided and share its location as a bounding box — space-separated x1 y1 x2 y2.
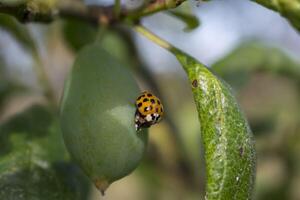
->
160 108 163 112
149 106 153 110
147 93 153 97
143 98 149 102
138 103 142 107
137 96 142 100
150 99 155 104
156 108 159 112
157 100 161 105
144 107 147 112
192 79 198 88
151 114 155 120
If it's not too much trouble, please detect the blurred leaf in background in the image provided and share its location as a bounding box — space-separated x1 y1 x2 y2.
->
0 52 24 112
0 14 37 54
167 11 200 32
62 18 97 52
212 42 300 91
0 105 90 200
167 2 200 32
0 14 33 110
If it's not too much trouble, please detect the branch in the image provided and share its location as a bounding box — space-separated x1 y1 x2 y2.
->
0 3 53 23
0 0 187 24
126 0 186 20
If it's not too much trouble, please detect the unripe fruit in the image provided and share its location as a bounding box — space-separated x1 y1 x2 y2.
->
60 43 148 194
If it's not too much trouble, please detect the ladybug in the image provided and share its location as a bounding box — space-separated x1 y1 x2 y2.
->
135 91 164 131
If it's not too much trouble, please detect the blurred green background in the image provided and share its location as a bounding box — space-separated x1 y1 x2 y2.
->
0 0 300 199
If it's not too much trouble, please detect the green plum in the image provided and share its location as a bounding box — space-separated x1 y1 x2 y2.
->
60 43 148 194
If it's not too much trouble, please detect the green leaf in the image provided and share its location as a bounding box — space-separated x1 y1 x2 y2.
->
167 10 200 31
62 18 97 51
212 43 300 90
175 52 256 199
0 105 90 200
253 0 300 32
166 1 200 31
0 14 36 53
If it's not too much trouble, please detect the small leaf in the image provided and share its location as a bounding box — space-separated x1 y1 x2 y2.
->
174 51 256 199
167 10 200 31
0 105 90 200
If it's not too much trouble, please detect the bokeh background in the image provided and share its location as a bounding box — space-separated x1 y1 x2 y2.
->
0 0 300 199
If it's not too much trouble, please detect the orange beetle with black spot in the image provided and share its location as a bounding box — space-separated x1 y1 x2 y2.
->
135 91 164 130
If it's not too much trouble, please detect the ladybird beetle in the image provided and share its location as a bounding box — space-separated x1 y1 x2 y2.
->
135 91 164 130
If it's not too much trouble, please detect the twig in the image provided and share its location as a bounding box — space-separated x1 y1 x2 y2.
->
58 7 98 25
127 0 186 20
134 25 172 50
0 0 187 24
133 24 203 73
0 3 53 23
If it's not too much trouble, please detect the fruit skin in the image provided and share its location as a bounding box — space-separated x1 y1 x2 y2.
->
60 43 148 193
